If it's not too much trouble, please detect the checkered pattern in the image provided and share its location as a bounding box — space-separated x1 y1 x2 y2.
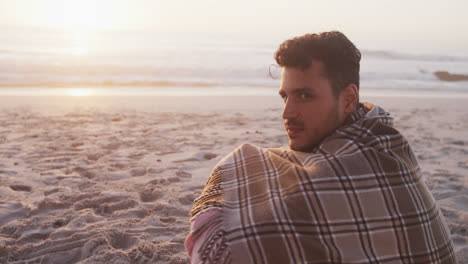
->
190 103 455 264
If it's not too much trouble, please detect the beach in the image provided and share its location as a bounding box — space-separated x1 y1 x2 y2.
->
0 95 467 263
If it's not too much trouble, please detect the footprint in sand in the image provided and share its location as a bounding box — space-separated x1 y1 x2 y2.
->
74 194 127 211
452 196 468 212
450 140 465 146
110 163 128 170
104 142 121 150
173 151 217 163
458 161 468 169
152 203 189 217
431 190 459 200
447 183 464 192
452 235 467 248
105 230 138 250
73 167 96 179
455 247 468 264
148 167 165 174
87 153 105 161
114 207 149 219
37 198 69 210
9 184 32 192
146 178 168 185
52 218 69 228
167 177 181 183
417 152 444 161
175 170 192 179
95 199 139 215
159 216 176 223
0 170 18 176
0 202 31 225
447 174 463 182
16 231 51 245
139 187 164 202
128 152 147 160
67 211 105 228
450 222 468 238
178 193 196 205
442 138 466 146
130 167 147 177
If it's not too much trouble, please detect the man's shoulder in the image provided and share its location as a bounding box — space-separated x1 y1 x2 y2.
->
216 143 281 164
211 144 292 174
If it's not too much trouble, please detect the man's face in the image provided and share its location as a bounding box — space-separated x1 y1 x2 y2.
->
279 61 346 152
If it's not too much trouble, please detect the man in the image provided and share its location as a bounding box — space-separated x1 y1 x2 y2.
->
185 31 455 263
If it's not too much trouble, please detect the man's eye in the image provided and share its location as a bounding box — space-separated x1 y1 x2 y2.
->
300 93 310 99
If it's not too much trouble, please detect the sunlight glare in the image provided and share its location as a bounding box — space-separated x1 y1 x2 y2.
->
71 31 88 55
43 0 114 30
69 89 93 96
72 46 87 55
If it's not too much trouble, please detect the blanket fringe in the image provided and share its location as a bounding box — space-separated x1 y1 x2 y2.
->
190 167 223 219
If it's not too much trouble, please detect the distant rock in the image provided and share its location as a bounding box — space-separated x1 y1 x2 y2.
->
434 71 468 82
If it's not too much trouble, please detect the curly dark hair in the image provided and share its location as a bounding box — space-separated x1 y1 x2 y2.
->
274 31 361 99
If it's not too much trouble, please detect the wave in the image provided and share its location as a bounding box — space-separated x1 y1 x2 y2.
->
362 50 468 62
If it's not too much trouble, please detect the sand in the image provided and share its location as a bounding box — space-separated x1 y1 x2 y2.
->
0 95 467 263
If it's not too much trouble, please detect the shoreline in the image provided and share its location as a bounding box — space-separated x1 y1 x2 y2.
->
0 86 468 98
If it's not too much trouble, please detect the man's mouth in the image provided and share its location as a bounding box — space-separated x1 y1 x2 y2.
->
286 125 304 138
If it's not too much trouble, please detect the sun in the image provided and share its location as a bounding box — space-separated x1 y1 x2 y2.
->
39 0 117 55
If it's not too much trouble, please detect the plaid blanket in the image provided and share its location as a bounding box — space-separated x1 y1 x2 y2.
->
189 103 455 263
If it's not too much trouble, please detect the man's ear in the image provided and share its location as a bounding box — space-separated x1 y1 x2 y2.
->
340 84 359 114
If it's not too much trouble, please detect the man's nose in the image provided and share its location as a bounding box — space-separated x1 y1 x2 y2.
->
282 99 298 120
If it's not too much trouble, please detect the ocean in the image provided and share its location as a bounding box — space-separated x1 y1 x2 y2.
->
1 27 468 97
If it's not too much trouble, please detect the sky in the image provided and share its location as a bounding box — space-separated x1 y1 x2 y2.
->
1 0 468 55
